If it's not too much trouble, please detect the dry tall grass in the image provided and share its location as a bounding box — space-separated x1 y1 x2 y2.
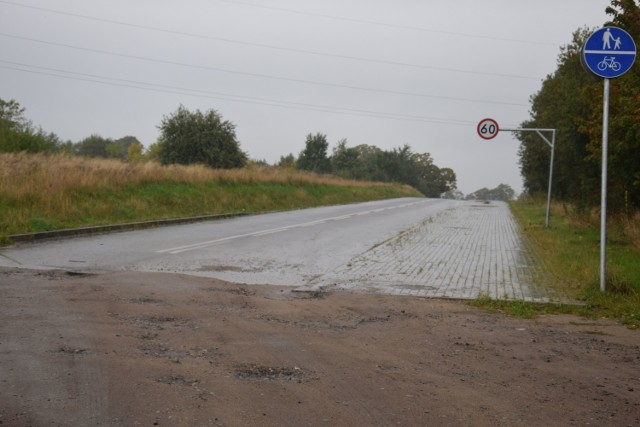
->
0 152 393 197
550 201 640 249
1 153 418 236
621 211 640 248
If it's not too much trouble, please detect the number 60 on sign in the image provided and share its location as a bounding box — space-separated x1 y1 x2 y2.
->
477 118 499 140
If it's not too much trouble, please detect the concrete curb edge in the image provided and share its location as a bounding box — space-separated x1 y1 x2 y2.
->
7 212 253 243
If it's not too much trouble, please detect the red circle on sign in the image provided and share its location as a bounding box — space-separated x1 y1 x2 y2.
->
477 118 499 140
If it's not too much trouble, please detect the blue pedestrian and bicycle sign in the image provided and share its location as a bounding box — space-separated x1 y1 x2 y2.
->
581 27 637 292
582 26 636 78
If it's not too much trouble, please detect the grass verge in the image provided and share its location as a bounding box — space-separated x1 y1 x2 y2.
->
0 153 421 240
470 197 640 329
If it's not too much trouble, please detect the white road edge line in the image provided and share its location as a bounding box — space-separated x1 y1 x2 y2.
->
156 200 428 255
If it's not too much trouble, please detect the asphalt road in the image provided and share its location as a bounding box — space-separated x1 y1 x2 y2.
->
0 198 556 300
0 198 456 283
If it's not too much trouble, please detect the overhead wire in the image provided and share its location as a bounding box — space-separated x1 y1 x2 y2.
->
0 1 540 80
0 0 530 129
0 33 528 108
216 0 558 47
0 61 478 127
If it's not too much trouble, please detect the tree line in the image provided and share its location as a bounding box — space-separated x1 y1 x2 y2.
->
278 133 457 197
0 100 456 197
518 0 640 212
443 183 516 201
0 98 145 161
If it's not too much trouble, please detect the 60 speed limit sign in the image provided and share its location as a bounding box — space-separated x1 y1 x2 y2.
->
477 118 499 140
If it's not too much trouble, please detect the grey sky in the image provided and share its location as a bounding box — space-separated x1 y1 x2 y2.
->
0 0 612 194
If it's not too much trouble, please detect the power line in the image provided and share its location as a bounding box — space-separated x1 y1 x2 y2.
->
217 0 557 47
0 33 528 108
0 1 540 80
0 61 478 127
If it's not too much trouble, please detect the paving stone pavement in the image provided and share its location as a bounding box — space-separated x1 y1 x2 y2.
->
300 200 564 303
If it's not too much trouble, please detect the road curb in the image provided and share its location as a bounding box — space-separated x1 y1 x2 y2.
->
7 212 252 243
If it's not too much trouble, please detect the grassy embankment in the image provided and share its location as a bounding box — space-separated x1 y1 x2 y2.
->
471 196 640 328
0 152 421 240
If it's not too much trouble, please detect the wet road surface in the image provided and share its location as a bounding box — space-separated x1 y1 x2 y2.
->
0 198 557 301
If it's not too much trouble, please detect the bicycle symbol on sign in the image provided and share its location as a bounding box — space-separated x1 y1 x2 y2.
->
597 56 622 72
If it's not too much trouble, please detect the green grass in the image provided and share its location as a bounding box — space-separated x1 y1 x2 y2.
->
470 197 640 328
1 178 421 238
468 294 580 319
0 153 423 240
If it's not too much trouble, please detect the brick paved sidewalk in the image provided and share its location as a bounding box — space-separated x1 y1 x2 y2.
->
300 200 563 302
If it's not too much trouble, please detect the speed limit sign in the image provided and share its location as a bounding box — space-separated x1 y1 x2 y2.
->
477 118 499 140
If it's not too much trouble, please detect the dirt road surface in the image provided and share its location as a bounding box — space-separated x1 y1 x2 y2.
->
1 268 638 426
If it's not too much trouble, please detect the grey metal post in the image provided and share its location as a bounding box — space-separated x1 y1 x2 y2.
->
600 79 610 292
502 128 556 228
547 131 556 228
535 129 556 228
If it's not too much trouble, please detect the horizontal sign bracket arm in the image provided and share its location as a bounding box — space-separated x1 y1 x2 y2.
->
499 128 555 148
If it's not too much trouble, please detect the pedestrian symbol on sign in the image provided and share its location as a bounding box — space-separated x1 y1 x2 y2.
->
603 28 613 49
582 26 636 79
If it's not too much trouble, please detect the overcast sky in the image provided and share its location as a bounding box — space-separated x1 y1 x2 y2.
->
0 0 614 194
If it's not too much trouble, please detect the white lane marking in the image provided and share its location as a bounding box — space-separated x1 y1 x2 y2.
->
156 200 428 255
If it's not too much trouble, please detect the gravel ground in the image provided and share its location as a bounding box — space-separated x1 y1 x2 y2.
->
1 268 638 426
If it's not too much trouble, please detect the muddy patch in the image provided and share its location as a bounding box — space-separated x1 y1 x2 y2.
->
140 342 221 361
128 296 167 305
234 364 314 383
199 265 262 273
156 374 200 387
116 314 195 330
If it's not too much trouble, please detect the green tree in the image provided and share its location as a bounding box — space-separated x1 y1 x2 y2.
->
107 136 142 159
0 127 61 153
0 98 60 153
315 138 457 196
518 1 640 211
411 152 456 197
596 0 640 211
372 145 417 185
127 141 144 162
517 28 600 205
144 140 163 161
466 184 516 201
277 153 296 169
158 105 247 168
297 132 330 173
331 138 359 178
76 134 112 158
350 144 383 181
0 98 27 131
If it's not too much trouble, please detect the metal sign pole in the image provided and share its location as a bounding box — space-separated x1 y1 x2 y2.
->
536 129 556 228
582 26 636 293
500 128 556 228
600 78 610 292
547 130 556 228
